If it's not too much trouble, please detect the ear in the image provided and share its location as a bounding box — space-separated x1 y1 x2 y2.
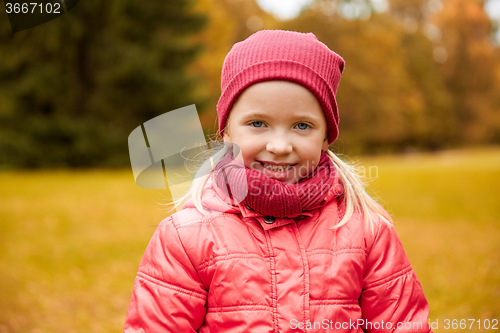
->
322 136 329 151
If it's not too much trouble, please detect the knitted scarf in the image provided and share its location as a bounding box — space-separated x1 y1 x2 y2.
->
213 151 336 218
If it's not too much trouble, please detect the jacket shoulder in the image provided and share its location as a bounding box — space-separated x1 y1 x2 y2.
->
170 205 242 229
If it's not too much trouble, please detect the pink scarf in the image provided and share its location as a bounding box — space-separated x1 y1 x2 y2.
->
214 151 336 218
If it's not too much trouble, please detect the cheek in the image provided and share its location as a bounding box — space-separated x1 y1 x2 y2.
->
234 142 258 166
301 142 323 163
299 151 323 175
309 151 322 168
234 153 245 166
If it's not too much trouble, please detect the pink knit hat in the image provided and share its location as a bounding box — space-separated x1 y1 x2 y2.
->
217 29 345 144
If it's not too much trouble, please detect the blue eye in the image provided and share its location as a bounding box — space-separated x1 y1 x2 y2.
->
296 123 309 130
251 121 264 128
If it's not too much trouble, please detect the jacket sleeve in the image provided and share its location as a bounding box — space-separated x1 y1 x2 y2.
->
124 216 207 332
359 219 432 333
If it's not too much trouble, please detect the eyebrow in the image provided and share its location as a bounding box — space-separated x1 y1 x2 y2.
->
239 111 270 119
291 113 322 122
240 111 322 122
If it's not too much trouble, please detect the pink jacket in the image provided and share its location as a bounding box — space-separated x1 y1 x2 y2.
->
124 174 432 332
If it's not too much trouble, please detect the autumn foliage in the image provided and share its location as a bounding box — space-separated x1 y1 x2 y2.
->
0 0 499 167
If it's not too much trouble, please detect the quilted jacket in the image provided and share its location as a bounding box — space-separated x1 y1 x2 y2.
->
124 173 432 332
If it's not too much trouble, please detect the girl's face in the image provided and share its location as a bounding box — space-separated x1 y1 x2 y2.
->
224 80 329 184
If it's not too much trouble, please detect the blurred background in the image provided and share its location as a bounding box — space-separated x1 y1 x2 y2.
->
0 0 499 332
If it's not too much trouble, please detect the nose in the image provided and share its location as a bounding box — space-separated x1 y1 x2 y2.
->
266 135 293 156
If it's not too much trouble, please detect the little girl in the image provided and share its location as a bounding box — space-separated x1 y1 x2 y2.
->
124 30 432 332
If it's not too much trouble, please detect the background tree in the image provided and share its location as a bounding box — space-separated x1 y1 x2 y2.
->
0 0 207 168
278 0 499 153
1 0 499 168
281 1 447 153
432 0 500 143
189 0 280 133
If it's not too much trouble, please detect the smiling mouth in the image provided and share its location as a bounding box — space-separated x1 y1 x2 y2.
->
261 162 294 172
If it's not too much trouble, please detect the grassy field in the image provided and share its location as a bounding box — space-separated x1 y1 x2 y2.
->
0 147 499 332
355 147 500 330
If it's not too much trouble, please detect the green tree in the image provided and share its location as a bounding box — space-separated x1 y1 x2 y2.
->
0 0 207 168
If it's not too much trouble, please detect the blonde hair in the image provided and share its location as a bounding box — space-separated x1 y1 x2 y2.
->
170 134 391 233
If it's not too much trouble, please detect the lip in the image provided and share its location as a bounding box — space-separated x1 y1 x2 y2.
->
258 160 296 166
256 161 297 181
